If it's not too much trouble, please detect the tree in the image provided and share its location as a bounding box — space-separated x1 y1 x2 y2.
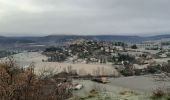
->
131 44 138 49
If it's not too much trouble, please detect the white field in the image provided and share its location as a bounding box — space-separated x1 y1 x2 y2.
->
0 52 48 67
153 58 170 64
34 62 118 76
2 52 118 76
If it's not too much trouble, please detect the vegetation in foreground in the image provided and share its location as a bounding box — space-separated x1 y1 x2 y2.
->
0 58 72 100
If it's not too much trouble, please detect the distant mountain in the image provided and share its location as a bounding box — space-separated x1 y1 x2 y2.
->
0 34 170 45
41 35 145 43
0 37 36 44
147 34 170 40
44 34 170 43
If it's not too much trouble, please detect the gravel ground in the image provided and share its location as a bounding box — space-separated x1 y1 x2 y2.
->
72 80 150 100
109 74 170 92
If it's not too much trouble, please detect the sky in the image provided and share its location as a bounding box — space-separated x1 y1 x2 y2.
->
0 0 170 36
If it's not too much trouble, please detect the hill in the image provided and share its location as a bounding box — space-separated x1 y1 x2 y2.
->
0 34 170 46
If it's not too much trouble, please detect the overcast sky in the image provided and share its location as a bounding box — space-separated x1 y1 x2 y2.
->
0 0 170 36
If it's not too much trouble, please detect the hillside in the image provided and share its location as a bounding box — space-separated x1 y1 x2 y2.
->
0 34 170 47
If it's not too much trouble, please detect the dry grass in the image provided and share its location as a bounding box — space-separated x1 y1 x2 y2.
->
34 62 119 76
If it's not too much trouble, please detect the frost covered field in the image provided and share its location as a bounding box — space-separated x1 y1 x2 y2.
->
4 52 118 76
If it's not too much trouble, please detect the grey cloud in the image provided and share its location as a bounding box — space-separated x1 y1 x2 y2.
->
0 0 170 36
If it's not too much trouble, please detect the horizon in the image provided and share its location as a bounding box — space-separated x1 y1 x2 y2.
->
0 33 170 37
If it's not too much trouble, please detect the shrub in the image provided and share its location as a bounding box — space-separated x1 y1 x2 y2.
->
161 63 170 73
152 88 165 98
146 64 161 74
0 59 72 100
118 54 136 63
151 88 169 100
119 63 135 76
151 87 170 100
131 44 138 49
